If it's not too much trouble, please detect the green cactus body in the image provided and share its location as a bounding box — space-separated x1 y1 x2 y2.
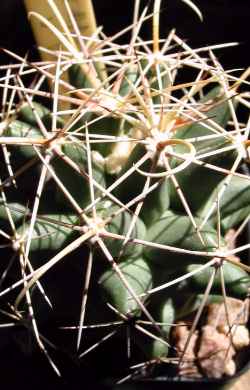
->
1 1 250 380
17 102 64 131
144 210 221 269
82 65 138 158
199 175 250 231
186 262 250 298
52 141 106 209
118 64 139 97
174 293 225 320
16 213 78 252
3 121 44 192
68 63 94 90
18 102 50 127
99 257 152 316
139 297 175 358
169 135 237 213
115 143 170 226
169 140 236 213
140 60 171 105
42 113 65 132
175 85 235 140
88 116 122 157
170 86 237 212
67 64 98 127
0 200 27 230
5 120 41 160
96 200 146 259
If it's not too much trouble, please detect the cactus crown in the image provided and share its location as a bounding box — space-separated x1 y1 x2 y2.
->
0 0 250 381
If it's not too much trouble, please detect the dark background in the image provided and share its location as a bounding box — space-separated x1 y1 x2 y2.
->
0 0 249 70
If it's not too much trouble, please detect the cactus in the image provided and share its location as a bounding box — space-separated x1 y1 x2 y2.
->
0 0 250 383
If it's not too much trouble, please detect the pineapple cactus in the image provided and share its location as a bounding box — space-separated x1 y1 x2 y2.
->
0 0 250 383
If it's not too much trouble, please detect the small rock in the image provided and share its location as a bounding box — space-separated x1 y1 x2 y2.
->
206 297 249 327
172 322 201 377
197 325 236 378
219 325 250 350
